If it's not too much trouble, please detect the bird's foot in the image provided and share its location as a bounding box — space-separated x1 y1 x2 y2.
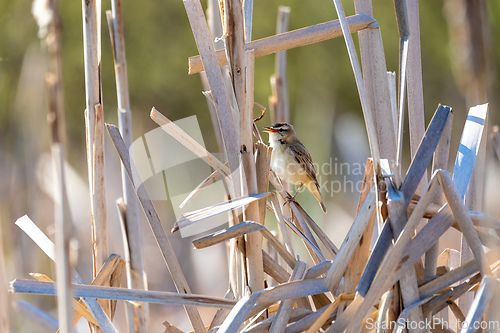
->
283 183 303 207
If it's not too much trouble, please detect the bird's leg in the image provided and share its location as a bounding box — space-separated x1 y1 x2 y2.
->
284 183 304 207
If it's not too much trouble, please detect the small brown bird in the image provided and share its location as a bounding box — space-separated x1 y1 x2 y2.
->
263 122 327 213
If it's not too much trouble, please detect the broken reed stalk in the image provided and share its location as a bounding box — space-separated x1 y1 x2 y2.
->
324 188 376 292
224 0 246 114
202 0 225 155
150 107 229 176
406 0 426 163
82 7 109 324
241 49 265 293
331 0 380 163
461 109 489 312
15 216 118 332
354 0 396 162
424 113 453 278
224 0 263 297
393 0 410 173
387 71 398 135
338 159 376 315
12 280 237 309
188 13 376 74
106 1 147 329
34 1 74 329
106 124 206 333
268 261 307 333
182 0 242 201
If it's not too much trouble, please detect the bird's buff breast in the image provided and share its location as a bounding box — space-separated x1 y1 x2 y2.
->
271 148 309 185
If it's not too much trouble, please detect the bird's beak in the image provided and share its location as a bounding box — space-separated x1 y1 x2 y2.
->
263 127 276 133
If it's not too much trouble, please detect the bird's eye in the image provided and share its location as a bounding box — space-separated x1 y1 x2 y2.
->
278 129 283 132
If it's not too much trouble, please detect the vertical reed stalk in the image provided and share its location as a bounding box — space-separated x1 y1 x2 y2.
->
82 0 108 288
394 0 410 174
106 0 147 330
202 0 225 156
35 0 74 330
183 0 242 200
330 0 380 163
406 0 428 194
241 49 264 293
354 0 396 162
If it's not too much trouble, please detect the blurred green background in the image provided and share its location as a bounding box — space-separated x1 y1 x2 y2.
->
1 0 500 331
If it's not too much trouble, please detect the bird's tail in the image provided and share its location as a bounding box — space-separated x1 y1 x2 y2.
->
306 181 327 213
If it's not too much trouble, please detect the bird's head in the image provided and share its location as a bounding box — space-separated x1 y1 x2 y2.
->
263 122 296 142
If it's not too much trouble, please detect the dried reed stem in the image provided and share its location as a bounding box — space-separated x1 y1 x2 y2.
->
324 188 376 292
354 0 396 161
339 172 442 332
461 108 489 312
425 112 453 278
150 107 229 176
255 142 272 229
106 124 206 332
224 0 246 112
338 159 376 314
406 0 426 162
12 280 237 309
188 14 376 74
268 261 307 333
82 9 108 326
269 172 323 262
394 0 410 174
269 194 294 257
357 106 451 298
15 216 117 332
269 6 290 125
437 171 491 276
89 104 109 327
202 0 225 155
461 276 497 333
451 103 489 311
173 193 269 233
106 0 147 330
183 0 241 200
241 49 264 293
331 0 380 162
30 273 97 326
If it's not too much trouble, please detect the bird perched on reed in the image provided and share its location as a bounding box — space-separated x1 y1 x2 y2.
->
263 122 327 213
